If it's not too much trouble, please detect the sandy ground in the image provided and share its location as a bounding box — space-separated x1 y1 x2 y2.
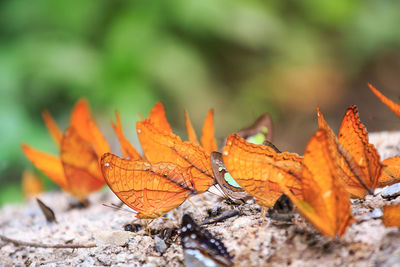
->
1 131 400 267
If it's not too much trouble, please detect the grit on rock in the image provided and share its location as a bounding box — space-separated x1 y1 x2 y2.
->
1 131 400 266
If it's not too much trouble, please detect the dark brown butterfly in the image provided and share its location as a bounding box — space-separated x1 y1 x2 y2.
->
210 152 251 203
181 214 233 267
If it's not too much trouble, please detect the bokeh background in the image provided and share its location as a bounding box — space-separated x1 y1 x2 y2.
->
1 0 400 205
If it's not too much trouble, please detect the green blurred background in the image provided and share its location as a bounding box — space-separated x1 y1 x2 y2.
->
1 0 400 205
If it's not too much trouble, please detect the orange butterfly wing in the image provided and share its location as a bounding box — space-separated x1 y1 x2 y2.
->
70 99 110 159
101 153 195 219
148 102 173 133
379 156 400 187
21 144 68 189
42 110 62 148
111 111 141 159
316 107 336 140
201 109 218 154
137 120 215 193
60 127 105 199
279 129 354 238
338 106 382 192
21 169 44 198
383 203 400 227
368 83 400 118
222 134 303 207
184 110 199 144
317 106 381 198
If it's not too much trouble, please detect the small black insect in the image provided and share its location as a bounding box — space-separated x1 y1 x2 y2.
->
180 214 233 267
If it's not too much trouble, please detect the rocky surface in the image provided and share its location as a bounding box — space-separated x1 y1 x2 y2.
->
1 131 400 267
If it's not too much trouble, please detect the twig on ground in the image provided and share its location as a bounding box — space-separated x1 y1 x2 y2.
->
0 234 96 249
200 209 239 225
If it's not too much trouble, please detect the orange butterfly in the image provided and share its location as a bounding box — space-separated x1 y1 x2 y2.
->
110 102 216 193
134 103 216 193
278 129 354 238
101 153 196 219
317 105 382 198
105 103 216 218
22 99 110 201
222 134 303 207
382 203 400 228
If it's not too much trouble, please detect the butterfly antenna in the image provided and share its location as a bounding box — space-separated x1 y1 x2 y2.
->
207 185 226 198
160 216 179 228
102 203 138 215
145 220 153 236
187 198 203 216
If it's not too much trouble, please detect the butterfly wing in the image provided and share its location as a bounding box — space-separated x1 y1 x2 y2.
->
180 214 234 267
383 203 400 227
21 144 68 189
60 127 105 199
101 153 194 219
137 119 215 193
21 169 44 199
222 134 302 207
211 152 251 202
201 109 218 154
338 106 382 192
111 111 141 159
147 102 173 133
378 156 400 187
236 113 274 143
42 110 62 148
69 99 110 159
184 110 199 144
368 83 400 118
279 129 354 238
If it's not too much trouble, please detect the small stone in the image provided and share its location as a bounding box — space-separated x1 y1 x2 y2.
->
154 236 167 254
369 208 383 219
381 183 400 200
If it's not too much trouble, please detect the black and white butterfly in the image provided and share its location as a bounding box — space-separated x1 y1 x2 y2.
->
180 214 233 267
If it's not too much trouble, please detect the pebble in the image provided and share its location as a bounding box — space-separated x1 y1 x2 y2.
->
381 184 400 200
154 236 167 254
369 208 383 219
95 231 133 246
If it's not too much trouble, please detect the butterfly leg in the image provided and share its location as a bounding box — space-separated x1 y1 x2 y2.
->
160 216 179 229
145 220 153 236
187 198 203 217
